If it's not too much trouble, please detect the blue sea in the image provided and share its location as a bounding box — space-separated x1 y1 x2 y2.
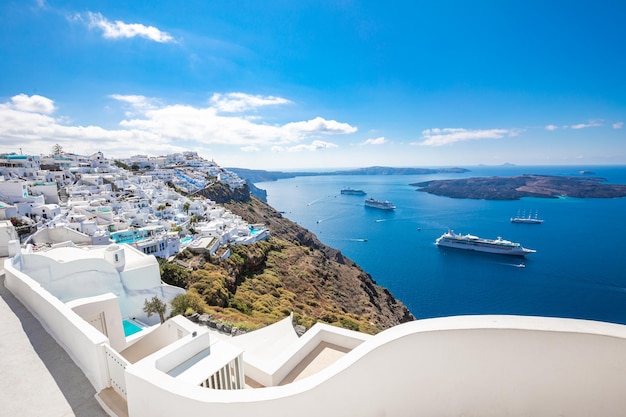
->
256 166 626 325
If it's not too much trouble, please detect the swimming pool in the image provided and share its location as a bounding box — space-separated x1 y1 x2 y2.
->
123 319 143 337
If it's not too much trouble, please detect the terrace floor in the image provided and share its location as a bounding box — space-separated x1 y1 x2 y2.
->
0 261 109 417
244 340 350 388
279 341 350 385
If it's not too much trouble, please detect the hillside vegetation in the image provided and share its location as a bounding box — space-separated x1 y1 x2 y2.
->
164 185 414 335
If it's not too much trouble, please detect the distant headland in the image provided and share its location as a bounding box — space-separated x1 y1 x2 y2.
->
228 166 469 183
411 174 626 200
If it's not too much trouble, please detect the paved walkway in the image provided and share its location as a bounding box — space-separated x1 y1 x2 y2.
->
0 261 108 417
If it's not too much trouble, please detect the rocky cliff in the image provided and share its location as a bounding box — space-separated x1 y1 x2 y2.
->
173 183 414 334
225 197 414 331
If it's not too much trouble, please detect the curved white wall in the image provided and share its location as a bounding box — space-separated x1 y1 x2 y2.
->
126 316 626 417
4 258 110 391
20 253 123 303
32 227 92 246
17 246 181 321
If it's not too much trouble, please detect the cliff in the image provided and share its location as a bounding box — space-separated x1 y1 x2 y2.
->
171 183 414 334
193 182 252 203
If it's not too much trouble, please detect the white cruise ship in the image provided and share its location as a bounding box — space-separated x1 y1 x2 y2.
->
364 198 396 210
340 187 366 195
435 230 536 256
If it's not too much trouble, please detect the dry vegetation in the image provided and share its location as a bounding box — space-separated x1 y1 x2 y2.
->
162 190 414 335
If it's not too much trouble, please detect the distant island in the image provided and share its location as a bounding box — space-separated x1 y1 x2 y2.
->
411 175 626 200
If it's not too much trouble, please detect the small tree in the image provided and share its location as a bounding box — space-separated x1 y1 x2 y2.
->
183 201 190 214
170 292 207 317
51 143 64 156
113 160 131 170
143 296 167 324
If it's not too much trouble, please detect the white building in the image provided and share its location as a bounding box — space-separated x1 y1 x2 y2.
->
30 203 61 220
29 181 60 204
0 220 18 256
0 153 41 178
0 180 29 200
0 201 19 219
5 241 626 417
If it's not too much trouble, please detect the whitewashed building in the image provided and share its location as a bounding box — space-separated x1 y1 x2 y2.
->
5 240 626 417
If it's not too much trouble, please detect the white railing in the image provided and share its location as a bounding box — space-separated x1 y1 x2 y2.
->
199 355 245 390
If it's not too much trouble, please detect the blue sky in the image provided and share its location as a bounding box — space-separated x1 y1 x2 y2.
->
1 1 625 170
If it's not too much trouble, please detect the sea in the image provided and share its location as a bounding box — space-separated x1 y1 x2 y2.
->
256 166 626 325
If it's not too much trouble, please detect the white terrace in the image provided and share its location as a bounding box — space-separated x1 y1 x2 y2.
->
4 238 626 417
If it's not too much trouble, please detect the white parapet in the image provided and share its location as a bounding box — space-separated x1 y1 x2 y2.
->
124 315 626 417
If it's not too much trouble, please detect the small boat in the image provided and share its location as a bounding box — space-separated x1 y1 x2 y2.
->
340 187 366 195
364 198 396 210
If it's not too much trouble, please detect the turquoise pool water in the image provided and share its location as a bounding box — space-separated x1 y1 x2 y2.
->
123 319 143 337
181 236 193 244
115 237 143 244
111 230 148 244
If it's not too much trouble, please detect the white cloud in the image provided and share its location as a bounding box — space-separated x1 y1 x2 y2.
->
570 121 602 129
210 92 291 113
240 145 260 152
613 122 623 129
545 124 559 131
414 128 510 146
285 140 339 152
7 93 56 114
109 94 152 107
114 96 356 146
0 95 174 156
362 136 387 145
75 12 175 43
0 93 356 158
282 117 357 136
109 94 160 116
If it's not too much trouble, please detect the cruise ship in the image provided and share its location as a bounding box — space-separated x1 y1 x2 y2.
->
364 198 396 210
435 230 536 256
340 187 366 195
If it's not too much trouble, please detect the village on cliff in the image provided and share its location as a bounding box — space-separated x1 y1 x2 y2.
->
3 148 626 417
0 149 269 259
